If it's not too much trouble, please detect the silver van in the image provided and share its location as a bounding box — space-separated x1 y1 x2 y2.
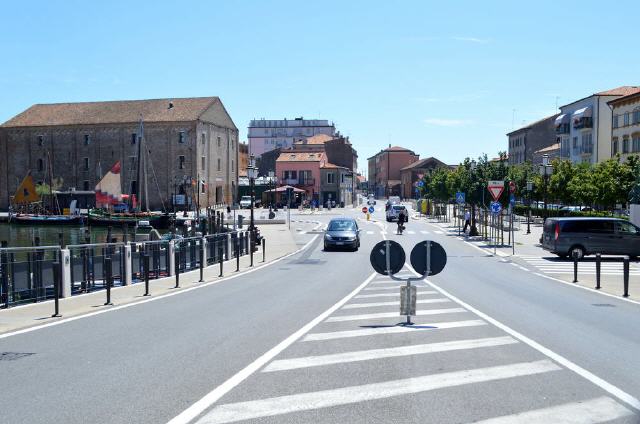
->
541 217 640 259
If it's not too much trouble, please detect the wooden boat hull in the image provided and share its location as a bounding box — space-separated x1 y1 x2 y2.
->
11 215 85 225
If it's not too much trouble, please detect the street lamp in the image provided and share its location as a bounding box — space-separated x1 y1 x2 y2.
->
247 155 258 249
526 180 533 234
539 154 553 212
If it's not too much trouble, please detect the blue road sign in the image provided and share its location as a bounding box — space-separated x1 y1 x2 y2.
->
490 201 502 214
509 193 516 207
368 206 375 213
456 192 465 204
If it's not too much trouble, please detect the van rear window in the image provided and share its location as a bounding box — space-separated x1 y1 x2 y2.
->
560 220 614 233
543 219 556 233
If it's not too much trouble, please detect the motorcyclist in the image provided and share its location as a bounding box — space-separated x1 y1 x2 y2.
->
397 209 406 234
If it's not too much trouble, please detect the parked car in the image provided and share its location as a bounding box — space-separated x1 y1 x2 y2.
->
386 204 407 222
541 217 640 259
324 217 361 251
239 195 261 209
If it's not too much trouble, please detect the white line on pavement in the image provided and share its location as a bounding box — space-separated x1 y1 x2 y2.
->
415 272 640 411
165 272 377 424
434 230 444 234
532 272 640 306
406 230 416 234
362 286 403 291
354 291 437 298
472 396 633 424
195 360 560 424
325 308 468 322
342 298 450 309
263 336 518 372
303 320 486 341
420 230 430 234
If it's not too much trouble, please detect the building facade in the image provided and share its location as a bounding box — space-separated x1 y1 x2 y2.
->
248 117 335 157
532 143 561 165
0 97 239 210
507 114 558 165
399 157 446 199
609 92 640 160
556 86 640 164
320 164 353 206
367 146 419 198
275 152 324 201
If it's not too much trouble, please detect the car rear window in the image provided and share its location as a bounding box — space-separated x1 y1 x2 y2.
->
328 220 356 231
392 205 406 211
543 219 557 233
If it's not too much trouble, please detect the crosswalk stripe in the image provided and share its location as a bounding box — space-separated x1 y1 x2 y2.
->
472 396 633 424
304 320 486 341
196 360 560 424
366 230 374 234
363 286 403 291
406 230 416 234
263 336 518 372
326 308 468 322
343 298 450 309
420 230 430 234
434 230 444 234
354 291 437 298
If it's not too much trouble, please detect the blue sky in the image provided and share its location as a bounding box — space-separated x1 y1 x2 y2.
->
1 0 638 175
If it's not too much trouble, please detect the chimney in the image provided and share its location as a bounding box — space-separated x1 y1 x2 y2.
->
168 101 174 109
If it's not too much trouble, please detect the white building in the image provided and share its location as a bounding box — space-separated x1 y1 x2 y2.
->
556 86 640 164
248 117 335 157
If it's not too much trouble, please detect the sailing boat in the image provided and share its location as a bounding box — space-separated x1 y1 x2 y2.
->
88 116 168 227
11 170 84 225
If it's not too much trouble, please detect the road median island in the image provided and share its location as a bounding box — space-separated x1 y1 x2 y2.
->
0 222 312 336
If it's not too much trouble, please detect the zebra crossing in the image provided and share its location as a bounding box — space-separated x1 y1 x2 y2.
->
192 269 636 424
519 255 640 276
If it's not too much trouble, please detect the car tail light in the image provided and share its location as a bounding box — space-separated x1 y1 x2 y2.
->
555 222 560 241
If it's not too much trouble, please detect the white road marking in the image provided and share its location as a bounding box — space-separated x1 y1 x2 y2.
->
263 336 518 372
414 271 640 411
354 291 437 298
303 320 486 341
165 272 377 424
363 286 403 291
434 230 444 234
195 360 560 424
473 396 633 424
420 230 430 234
325 308 468 322
0 234 323 341
342 298 450 309
366 231 374 235
406 230 416 234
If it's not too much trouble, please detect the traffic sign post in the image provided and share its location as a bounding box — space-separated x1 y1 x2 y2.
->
370 240 447 325
362 206 368 214
368 206 375 214
455 192 465 205
490 201 502 214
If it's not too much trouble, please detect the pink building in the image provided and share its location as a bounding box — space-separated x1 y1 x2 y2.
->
367 146 419 198
275 151 326 200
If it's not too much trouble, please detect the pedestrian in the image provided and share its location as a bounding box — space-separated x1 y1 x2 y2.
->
463 209 471 234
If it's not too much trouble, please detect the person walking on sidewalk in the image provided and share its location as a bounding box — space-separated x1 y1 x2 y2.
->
463 209 471 234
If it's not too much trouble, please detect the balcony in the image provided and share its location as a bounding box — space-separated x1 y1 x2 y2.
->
283 178 315 186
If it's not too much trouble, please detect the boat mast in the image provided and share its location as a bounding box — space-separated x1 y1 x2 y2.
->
46 151 59 214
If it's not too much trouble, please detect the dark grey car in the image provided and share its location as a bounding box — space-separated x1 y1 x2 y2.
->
324 217 361 251
541 217 640 259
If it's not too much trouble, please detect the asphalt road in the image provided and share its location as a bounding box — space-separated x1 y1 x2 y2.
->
1 203 639 423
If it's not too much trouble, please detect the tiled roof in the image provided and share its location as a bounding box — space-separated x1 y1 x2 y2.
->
506 114 559 136
608 90 640 106
400 157 446 171
296 134 334 145
534 143 561 153
594 86 640 96
385 146 412 152
276 152 326 162
2 97 227 127
321 162 349 169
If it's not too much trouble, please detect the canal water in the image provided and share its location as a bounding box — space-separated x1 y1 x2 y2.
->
0 223 163 247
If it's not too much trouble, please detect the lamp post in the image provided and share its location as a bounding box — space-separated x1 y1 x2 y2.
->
469 160 479 236
539 154 553 212
268 171 275 212
247 155 258 249
526 180 533 234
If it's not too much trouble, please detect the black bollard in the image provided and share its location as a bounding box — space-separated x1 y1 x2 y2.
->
250 232 254 267
52 261 61 317
199 240 204 282
572 252 579 283
595 253 601 290
623 256 630 298
174 248 180 288
1 240 8 309
104 257 113 305
236 235 240 272
143 254 150 296
262 238 266 263
219 241 224 277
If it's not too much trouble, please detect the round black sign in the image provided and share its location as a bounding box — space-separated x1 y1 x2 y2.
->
410 240 447 276
370 240 406 276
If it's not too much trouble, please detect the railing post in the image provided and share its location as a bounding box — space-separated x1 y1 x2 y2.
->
250 231 254 267
595 253 601 290
236 233 240 272
262 238 266 263
1 241 8 309
52 261 61 317
623 256 630 298
572 251 579 283
199 238 205 282
143 254 150 296
219 240 224 277
104 257 113 306
60 248 71 298
174 247 180 288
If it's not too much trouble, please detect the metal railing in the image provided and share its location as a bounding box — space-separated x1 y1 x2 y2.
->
68 242 125 294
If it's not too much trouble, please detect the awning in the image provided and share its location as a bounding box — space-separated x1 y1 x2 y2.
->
554 114 570 126
572 106 593 120
263 185 306 193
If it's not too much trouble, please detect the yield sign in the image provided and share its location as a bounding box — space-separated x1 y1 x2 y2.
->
487 180 504 201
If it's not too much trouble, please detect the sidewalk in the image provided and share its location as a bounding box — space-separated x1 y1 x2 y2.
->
419 214 640 303
0 221 318 335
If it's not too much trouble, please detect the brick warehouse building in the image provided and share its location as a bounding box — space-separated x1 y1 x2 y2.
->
0 97 239 211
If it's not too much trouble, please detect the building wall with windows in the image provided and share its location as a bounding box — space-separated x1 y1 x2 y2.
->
320 165 353 206
609 92 640 160
507 114 558 165
366 146 419 198
0 97 239 210
248 117 336 157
